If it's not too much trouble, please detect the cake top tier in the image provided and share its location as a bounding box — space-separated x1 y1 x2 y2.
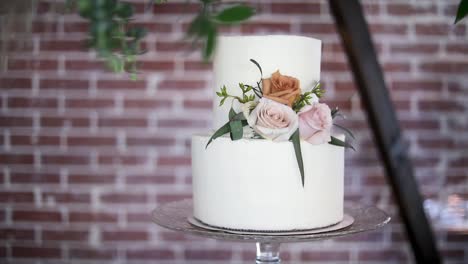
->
212 35 322 128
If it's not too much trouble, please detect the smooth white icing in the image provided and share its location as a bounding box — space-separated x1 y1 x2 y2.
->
192 134 344 230
212 35 322 128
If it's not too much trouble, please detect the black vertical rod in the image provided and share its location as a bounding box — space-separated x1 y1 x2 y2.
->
328 1 441 263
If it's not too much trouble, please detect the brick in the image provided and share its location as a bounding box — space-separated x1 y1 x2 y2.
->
390 43 439 54
0 117 33 127
270 3 320 14
183 61 212 71
11 135 60 146
391 80 443 92
139 60 175 71
446 43 468 54
11 172 60 184
126 136 175 147
449 156 468 168
158 118 207 128
98 154 147 166
157 155 191 166
382 62 411 73
369 23 408 35
69 174 116 184
66 98 114 108
418 100 465 112
415 24 450 36
42 192 91 204
126 212 150 223
42 230 89 241
100 192 147 204
184 250 232 260
125 174 176 185
12 246 61 258
155 40 191 52
156 194 192 203
65 60 103 71
0 77 31 89
387 3 437 16
8 97 58 108
0 154 34 164
132 22 172 33
69 248 118 260
40 40 84 52
0 191 34 203
301 251 350 261
0 228 35 240
8 59 58 71
13 210 62 222
40 78 88 89
97 79 146 90
32 21 59 33
300 23 336 34
42 154 89 165
123 99 172 109
158 79 206 90
418 138 455 150
322 62 349 72
101 230 149 241
420 62 468 74
67 136 115 146
69 212 117 223
98 117 147 128
127 249 175 260
241 22 291 33
41 116 90 127
183 99 212 109
400 119 439 130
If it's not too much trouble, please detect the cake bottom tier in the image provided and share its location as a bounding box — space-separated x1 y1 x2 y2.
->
191 134 344 231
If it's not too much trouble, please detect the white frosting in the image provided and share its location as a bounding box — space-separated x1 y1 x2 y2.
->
213 35 322 128
192 135 344 231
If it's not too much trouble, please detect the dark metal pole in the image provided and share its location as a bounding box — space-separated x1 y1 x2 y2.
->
328 1 441 263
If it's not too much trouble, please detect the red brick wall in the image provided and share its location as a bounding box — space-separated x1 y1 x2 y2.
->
1 0 467 263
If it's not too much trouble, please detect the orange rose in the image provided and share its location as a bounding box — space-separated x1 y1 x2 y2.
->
262 70 301 107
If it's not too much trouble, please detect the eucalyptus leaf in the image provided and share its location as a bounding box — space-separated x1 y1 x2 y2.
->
455 0 468 24
203 26 217 60
331 107 339 118
206 122 231 149
333 124 355 140
328 136 355 151
229 120 243 140
214 5 255 24
229 107 236 120
290 129 305 187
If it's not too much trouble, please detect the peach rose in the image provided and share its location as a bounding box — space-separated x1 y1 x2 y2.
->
262 70 301 107
298 103 333 145
247 98 298 141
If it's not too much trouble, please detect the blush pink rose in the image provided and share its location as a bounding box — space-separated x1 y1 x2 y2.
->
298 103 333 145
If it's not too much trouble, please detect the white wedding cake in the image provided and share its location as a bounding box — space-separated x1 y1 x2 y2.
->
191 35 346 231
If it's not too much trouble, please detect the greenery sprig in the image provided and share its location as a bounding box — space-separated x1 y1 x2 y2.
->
292 82 324 112
216 84 256 106
67 0 255 77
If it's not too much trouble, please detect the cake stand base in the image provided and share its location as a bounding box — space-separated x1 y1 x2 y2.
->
256 242 281 263
152 199 391 263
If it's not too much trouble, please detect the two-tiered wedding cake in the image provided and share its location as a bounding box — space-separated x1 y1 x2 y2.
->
191 35 347 231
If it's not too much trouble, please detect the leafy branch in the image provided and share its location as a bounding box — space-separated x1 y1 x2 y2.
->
216 84 256 106
292 82 324 112
67 0 255 77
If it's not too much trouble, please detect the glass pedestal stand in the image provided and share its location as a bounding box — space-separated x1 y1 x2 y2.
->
152 199 390 263
256 242 281 263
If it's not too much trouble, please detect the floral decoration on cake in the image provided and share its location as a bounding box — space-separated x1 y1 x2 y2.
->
206 59 354 186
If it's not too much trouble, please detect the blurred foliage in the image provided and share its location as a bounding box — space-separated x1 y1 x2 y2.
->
455 0 468 24
67 0 254 78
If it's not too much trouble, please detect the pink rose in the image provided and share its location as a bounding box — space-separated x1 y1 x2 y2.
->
298 103 333 144
247 98 298 141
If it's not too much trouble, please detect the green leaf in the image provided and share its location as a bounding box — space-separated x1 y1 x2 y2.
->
214 5 255 24
229 120 243 140
206 122 231 148
231 111 246 121
328 136 355 151
290 129 305 187
229 108 236 120
333 124 355 140
331 107 339 119
203 26 217 60
455 0 468 24
249 58 263 76
115 2 134 19
219 97 227 106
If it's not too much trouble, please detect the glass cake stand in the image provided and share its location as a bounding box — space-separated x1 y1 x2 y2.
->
152 199 390 263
